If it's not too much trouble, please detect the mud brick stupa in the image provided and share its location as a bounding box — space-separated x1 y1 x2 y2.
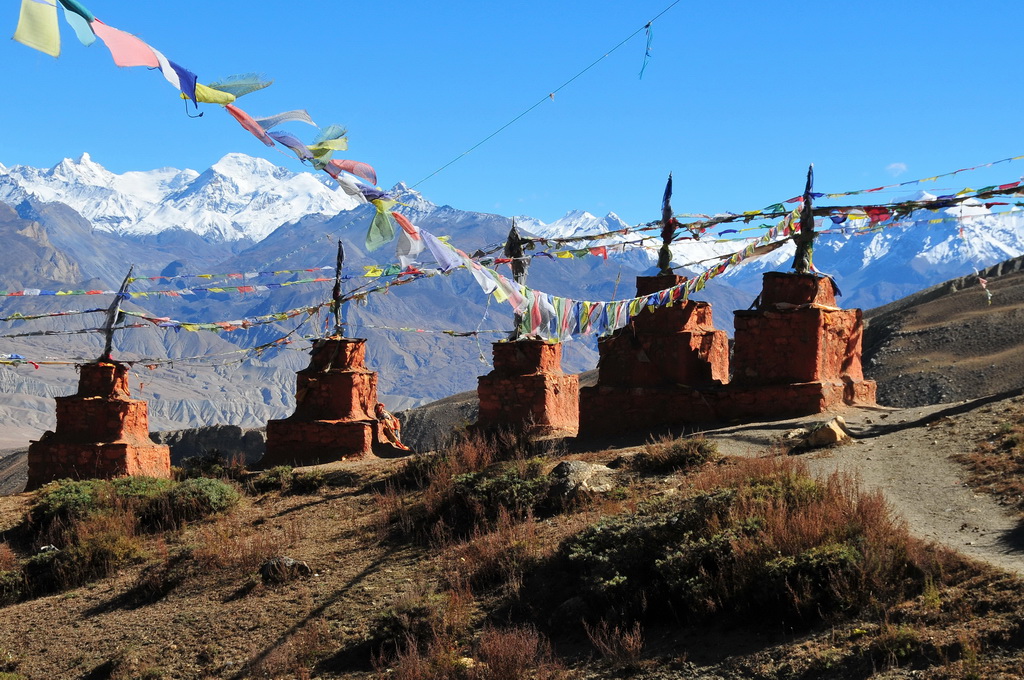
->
579 274 730 435
578 271 876 436
26 361 171 490
476 339 580 436
262 336 406 467
725 271 876 418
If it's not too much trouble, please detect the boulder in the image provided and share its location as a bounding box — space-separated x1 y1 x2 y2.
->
259 556 312 583
548 460 616 503
785 416 852 450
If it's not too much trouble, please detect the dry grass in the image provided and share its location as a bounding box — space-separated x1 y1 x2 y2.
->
439 508 541 594
584 619 645 666
0 543 16 572
255 618 335 679
954 409 1024 511
191 514 303 574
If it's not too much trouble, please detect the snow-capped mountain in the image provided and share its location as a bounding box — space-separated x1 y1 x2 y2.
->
3 153 1024 443
713 194 1024 308
0 152 361 242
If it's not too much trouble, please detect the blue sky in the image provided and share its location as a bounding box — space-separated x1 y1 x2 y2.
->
4 0 1024 227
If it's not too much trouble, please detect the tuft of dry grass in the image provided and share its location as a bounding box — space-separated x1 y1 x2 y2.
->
439 507 540 594
0 543 16 572
475 625 565 680
584 619 645 667
631 434 719 474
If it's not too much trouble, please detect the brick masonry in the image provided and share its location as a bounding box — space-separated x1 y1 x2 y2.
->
477 340 579 436
580 275 730 435
578 273 876 436
26 361 171 490
262 337 405 467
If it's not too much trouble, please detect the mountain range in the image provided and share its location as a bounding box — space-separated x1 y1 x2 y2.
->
0 152 1022 447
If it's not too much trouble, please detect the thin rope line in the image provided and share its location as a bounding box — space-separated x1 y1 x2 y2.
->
409 0 683 189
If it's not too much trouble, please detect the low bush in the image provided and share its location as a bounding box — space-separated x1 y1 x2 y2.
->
24 510 145 592
451 458 550 525
546 457 931 627
12 476 241 599
378 429 559 543
0 570 25 606
165 477 240 526
251 465 294 494
290 469 327 495
630 435 719 475
175 449 247 482
371 584 475 655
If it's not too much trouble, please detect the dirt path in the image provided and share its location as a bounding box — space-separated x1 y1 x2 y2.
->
704 397 1024 576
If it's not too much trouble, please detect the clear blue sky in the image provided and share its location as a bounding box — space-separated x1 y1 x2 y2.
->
4 0 1024 227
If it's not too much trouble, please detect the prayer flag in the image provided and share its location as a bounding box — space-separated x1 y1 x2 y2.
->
91 19 157 66
14 0 60 57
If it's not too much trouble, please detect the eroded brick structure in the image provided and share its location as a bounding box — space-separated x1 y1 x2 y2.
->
476 340 579 436
579 275 730 435
725 272 876 418
262 337 405 467
26 361 171 490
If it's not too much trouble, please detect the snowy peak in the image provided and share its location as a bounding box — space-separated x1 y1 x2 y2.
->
389 181 436 214
536 209 632 239
0 152 362 242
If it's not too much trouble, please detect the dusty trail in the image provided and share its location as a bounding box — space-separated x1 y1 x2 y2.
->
704 396 1024 576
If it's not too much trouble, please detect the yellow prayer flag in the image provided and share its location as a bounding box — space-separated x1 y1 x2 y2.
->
555 251 574 259
492 286 508 303
181 83 236 105
364 266 384 277
14 0 59 57
308 138 349 156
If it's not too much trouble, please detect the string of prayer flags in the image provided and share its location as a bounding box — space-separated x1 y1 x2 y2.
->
122 302 330 334
13 2 393 253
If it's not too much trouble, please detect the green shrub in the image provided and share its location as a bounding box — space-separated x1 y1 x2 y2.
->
562 489 736 611
371 587 473 654
166 478 240 525
0 570 25 606
28 478 109 536
290 469 327 495
251 466 294 493
451 458 550 523
548 458 927 626
631 435 719 474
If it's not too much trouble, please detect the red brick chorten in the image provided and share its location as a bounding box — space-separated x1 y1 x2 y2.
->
476 339 579 436
724 272 876 418
578 275 730 435
26 361 171 490
262 337 406 468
